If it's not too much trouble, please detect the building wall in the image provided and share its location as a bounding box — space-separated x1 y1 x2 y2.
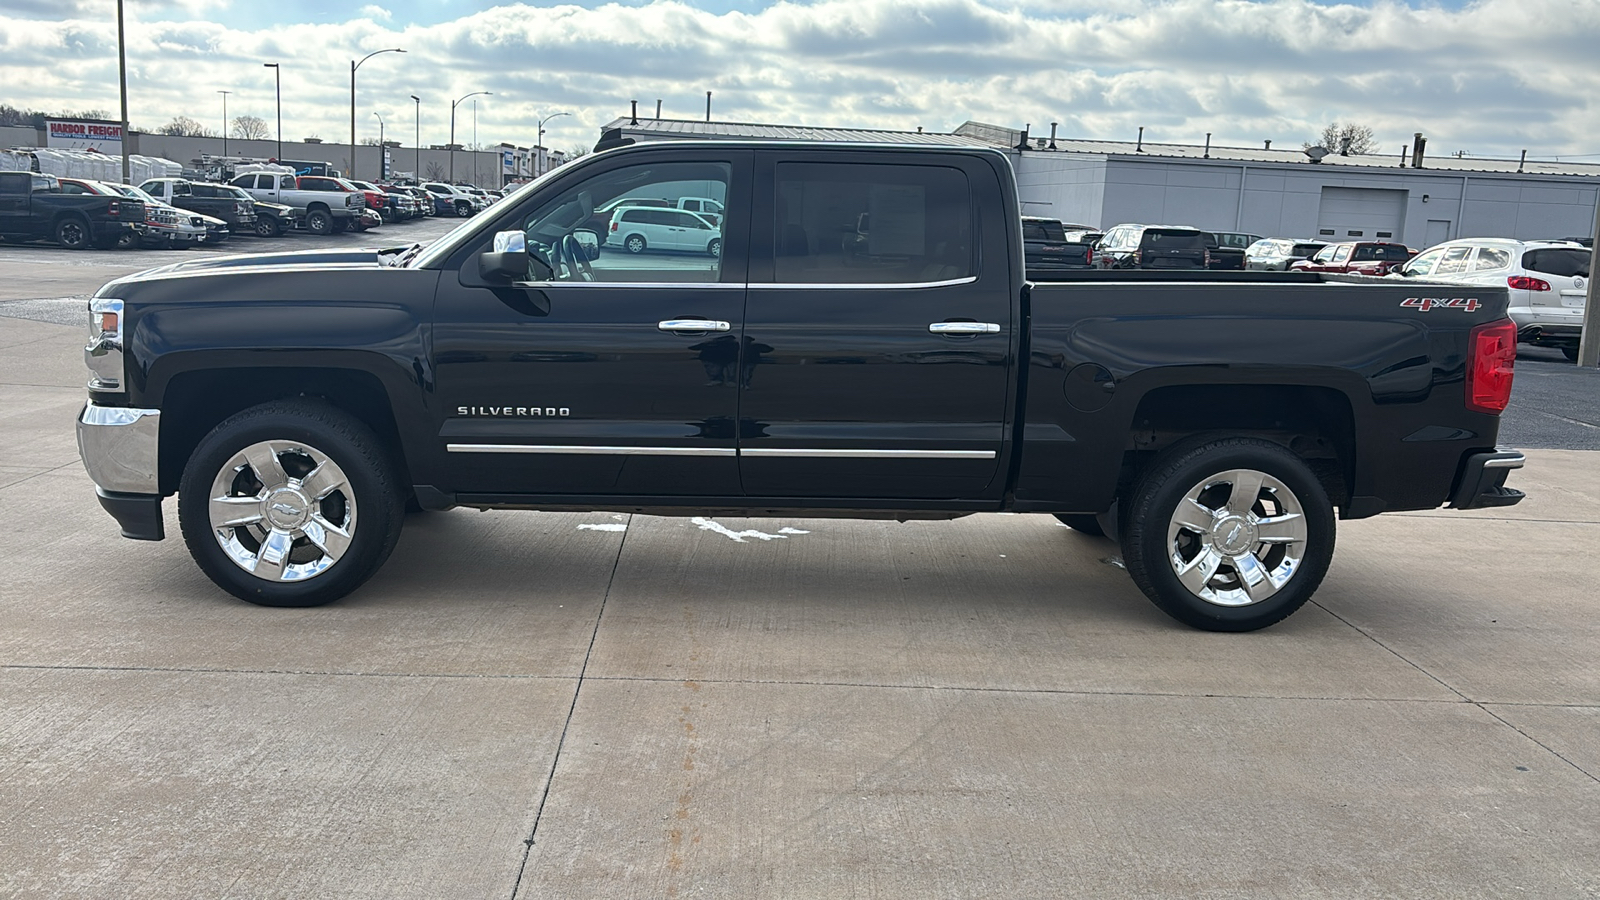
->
1015 152 1600 247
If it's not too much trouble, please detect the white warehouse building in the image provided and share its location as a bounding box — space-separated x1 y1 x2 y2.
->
599 116 1600 248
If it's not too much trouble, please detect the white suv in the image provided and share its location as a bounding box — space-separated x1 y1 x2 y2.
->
1393 238 1591 360
606 206 722 257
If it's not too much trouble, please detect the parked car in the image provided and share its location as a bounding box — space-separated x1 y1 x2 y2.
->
0 170 144 249
101 182 209 249
1246 238 1327 271
75 140 1526 634
605 205 722 256
1022 216 1094 273
218 184 295 237
374 183 421 221
56 178 172 249
1095 224 1209 270
1203 231 1262 270
229 171 364 235
1290 241 1415 276
137 178 256 238
1392 238 1591 360
400 186 436 216
421 182 479 217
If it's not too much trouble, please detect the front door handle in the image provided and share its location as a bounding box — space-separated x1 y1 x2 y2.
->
928 322 1001 335
658 319 732 334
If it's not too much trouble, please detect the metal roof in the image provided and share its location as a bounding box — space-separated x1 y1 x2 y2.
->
602 116 1600 180
955 121 1600 180
603 117 986 147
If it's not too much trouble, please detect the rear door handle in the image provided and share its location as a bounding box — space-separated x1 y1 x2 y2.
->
928 322 1001 335
658 319 732 333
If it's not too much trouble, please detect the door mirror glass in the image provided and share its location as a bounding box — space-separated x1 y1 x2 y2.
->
572 229 599 257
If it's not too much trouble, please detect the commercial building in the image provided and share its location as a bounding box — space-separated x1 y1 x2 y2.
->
599 116 1600 247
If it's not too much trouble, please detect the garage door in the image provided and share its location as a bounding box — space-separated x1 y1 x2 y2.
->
1316 187 1406 240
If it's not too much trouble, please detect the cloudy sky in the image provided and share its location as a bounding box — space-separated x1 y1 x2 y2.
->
1 0 1597 161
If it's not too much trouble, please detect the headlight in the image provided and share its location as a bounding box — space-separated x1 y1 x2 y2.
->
85 298 124 392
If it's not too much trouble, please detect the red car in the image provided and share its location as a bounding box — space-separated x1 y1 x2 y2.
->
1290 241 1416 275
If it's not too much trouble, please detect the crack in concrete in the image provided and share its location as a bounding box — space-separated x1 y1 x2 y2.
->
508 512 631 899
1312 600 1600 785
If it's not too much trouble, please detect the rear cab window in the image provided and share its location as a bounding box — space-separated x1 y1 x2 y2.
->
1139 229 1205 251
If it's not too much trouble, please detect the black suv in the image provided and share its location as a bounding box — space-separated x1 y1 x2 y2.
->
1022 216 1094 273
1095 224 1209 270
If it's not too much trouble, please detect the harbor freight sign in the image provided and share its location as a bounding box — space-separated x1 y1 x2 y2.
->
47 120 124 152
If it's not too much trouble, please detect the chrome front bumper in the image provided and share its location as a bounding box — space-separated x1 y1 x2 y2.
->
77 404 160 494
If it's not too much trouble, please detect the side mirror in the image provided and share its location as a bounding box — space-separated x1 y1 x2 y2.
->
572 229 599 256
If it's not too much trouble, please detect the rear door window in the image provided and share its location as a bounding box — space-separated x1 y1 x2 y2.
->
774 161 973 284
1472 247 1512 271
1434 247 1473 275
1522 248 1591 278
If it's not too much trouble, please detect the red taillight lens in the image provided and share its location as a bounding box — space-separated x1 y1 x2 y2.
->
1507 275 1550 292
107 200 120 215
1466 320 1516 414
610 220 618 232
1083 245 1092 265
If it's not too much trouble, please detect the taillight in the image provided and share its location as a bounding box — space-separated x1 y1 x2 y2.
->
107 200 120 216
1466 320 1516 414
1507 275 1550 292
1132 249 1142 265
610 220 618 232
1083 245 1092 265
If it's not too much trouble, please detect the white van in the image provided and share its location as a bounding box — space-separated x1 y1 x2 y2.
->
606 206 722 257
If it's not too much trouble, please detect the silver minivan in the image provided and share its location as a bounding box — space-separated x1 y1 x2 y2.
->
606 206 722 257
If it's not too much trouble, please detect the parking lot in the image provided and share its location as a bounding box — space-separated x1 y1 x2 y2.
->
2 237 1598 897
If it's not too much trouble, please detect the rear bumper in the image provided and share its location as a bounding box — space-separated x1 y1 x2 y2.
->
1449 450 1526 510
1514 321 1582 347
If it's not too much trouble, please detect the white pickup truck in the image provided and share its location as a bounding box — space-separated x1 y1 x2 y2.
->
228 169 364 235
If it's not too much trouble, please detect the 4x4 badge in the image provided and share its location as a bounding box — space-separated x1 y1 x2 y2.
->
1401 297 1480 313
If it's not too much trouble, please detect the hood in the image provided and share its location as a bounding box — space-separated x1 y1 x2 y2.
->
113 247 387 283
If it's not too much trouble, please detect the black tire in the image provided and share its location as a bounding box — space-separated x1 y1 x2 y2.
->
624 234 647 254
1121 437 1335 632
1562 346 1579 362
177 400 405 608
254 216 282 237
305 209 333 235
1052 513 1104 536
707 237 722 258
455 201 472 218
54 216 91 250
113 231 138 250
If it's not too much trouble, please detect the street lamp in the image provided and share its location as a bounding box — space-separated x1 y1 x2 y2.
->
218 90 231 157
116 0 129 183
536 111 570 176
263 63 282 160
350 47 404 179
372 112 385 179
410 95 420 182
449 90 491 182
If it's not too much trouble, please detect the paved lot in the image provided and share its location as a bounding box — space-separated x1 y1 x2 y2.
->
1 239 1597 898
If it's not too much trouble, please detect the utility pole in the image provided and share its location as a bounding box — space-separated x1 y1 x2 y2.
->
263 63 282 160
372 112 385 179
1579 190 1600 367
218 90 231 157
116 0 129 183
410 95 420 181
472 99 477 186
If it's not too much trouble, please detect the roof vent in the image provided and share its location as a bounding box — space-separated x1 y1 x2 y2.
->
1410 132 1426 169
1049 122 1058 150
1304 146 1329 164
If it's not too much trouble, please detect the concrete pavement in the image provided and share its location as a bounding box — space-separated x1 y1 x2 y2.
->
1 262 1597 898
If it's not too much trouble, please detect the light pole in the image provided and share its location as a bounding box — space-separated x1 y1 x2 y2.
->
449 90 491 182
217 90 231 157
372 112 385 179
116 0 129 183
350 47 404 179
263 63 282 160
410 95 420 182
536 111 570 176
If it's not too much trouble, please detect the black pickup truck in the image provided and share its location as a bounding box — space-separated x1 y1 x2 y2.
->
76 141 1524 631
137 178 256 239
0 171 145 249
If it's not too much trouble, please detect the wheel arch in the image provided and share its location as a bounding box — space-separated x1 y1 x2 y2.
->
155 363 414 496
1120 383 1357 511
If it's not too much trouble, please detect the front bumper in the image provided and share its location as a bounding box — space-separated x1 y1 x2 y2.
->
1449 450 1526 510
77 404 164 540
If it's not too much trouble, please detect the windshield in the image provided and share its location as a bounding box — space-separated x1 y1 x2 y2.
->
108 184 160 205
1523 247 1591 278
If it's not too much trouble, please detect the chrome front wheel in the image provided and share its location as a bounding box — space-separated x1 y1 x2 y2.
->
208 440 357 583
179 401 404 607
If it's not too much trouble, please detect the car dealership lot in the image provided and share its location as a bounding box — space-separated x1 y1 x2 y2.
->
1 252 1597 897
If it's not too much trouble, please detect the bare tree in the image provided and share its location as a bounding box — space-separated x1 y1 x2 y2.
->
1306 123 1379 156
231 115 270 141
566 144 589 160
157 116 212 137
424 160 447 181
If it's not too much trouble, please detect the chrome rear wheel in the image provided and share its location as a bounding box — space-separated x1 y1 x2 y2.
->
1166 468 1307 607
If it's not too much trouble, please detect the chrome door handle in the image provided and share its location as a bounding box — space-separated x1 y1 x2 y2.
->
658 319 732 333
928 322 1001 335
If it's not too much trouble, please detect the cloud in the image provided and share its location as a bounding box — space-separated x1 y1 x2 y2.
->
1 0 1596 160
